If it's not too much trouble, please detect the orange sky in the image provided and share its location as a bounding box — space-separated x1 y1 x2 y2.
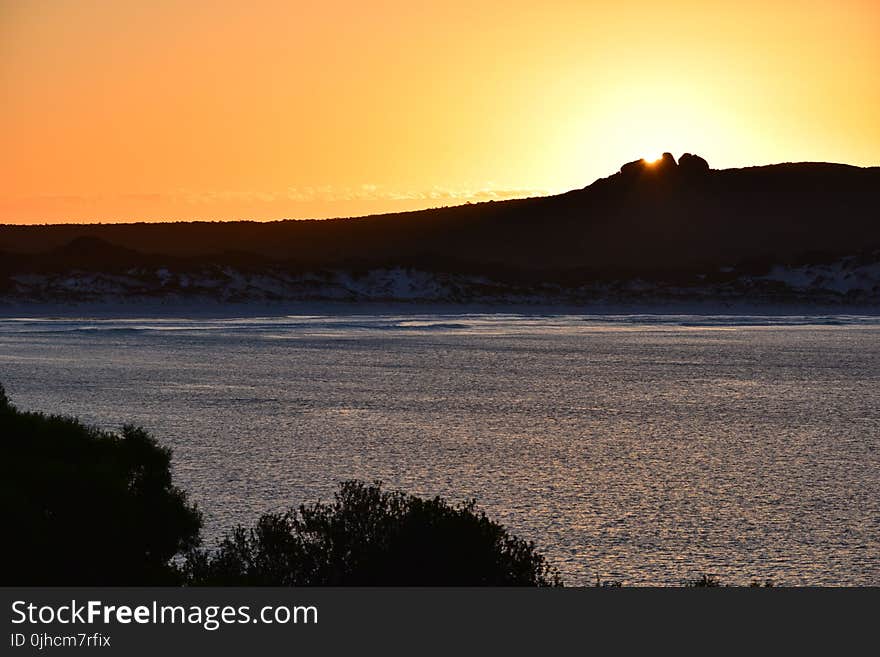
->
2 0 878 224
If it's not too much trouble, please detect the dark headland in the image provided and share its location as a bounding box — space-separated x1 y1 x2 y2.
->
2 155 879 308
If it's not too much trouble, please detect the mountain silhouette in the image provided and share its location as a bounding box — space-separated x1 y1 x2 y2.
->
2 156 878 281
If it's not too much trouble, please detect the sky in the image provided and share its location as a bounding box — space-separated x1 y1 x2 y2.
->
2 0 878 224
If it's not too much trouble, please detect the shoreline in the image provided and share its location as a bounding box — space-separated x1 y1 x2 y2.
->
3 298 880 319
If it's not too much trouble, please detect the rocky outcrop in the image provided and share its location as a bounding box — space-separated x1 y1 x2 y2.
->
656 152 678 171
619 159 648 177
619 152 680 178
679 153 710 175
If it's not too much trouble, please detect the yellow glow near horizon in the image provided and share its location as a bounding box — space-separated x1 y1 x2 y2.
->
1 1 878 224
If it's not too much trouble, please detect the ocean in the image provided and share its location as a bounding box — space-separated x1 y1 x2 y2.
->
2 312 878 585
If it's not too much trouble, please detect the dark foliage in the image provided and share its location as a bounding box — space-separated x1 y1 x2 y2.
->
684 574 779 587
184 480 561 586
594 573 623 587
685 574 723 587
0 385 201 584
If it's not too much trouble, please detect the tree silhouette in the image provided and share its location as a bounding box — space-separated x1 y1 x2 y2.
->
184 480 561 586
0 385 201 584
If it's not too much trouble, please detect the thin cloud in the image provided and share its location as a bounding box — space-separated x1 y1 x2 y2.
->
166 185 550 205
2 185 549 207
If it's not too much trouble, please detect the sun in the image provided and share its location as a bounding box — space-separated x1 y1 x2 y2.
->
642 152 663 164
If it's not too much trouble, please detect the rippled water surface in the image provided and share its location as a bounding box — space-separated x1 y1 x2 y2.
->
2 313 878 585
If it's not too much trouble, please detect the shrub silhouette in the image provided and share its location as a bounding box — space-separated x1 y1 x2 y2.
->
0 385 201 584
685 574 723 587
184 480 561 586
